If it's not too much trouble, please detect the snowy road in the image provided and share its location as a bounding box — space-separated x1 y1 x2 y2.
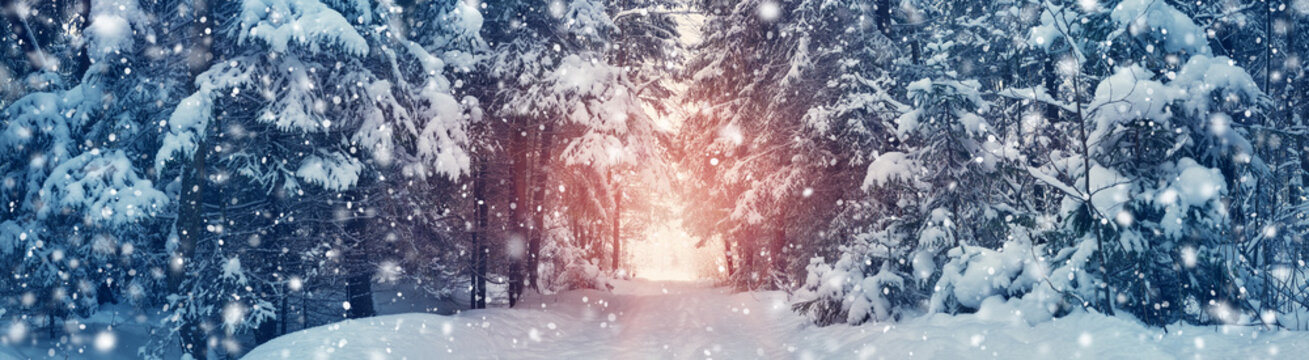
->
246 279 1309 359
245 280 802 359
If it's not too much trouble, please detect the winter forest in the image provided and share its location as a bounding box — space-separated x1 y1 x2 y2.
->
4 0 1309 358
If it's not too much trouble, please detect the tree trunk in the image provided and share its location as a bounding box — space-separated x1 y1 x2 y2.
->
1264 3 1273 95
528 122 555 292
185 0 214 74
611 172 622 273
255 199 286 345
723 235 736 277
1073 56 1114 316
911 37 921 65
771 212 787 280
254 314 278 345
570 216 585 264
508 122 532 307
1261 3 1274 317
279 283 288 337
473 162 489 309
876 0 892 36
344 188 375 319
72 0 91 78
171 141 205 292
342 209 374 319
345 264 375 318
1043 56 1060 123
744 228 756 283
174 2 214 357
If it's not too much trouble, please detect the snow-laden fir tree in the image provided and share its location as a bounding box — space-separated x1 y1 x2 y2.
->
445 0 669 308
891 0 1279 326
788 0 1309 328
151 0 473 356
0 0 175 350
682 0 847 290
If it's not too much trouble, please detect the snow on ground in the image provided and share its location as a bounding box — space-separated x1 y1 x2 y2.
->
0 304 166 359
246 279 1306 359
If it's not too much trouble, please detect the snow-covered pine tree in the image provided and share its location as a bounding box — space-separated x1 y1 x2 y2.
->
774 0 921 323
867 0 1049 321
600 0 683 280
1273 2 1309 329
450 0 666 307
544 0 667 288
151 0 472 356
1179 0 1309 327
785 0 1038 325
887 60 1032 317
682 0 904 297
790 0 1293 328
1014 0 1272 326
0 0 175 349
359 0 488 309
680 0 814 289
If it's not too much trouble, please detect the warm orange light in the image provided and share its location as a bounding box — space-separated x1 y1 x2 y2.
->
629 222 721 281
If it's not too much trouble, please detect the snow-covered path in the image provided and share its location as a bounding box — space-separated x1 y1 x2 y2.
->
245 280 802 359
558 280 792 358
246 279 1309 359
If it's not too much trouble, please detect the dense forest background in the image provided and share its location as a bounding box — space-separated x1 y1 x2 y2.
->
2 0 1309 358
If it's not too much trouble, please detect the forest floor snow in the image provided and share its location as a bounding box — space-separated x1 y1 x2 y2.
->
244 279 1308 359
